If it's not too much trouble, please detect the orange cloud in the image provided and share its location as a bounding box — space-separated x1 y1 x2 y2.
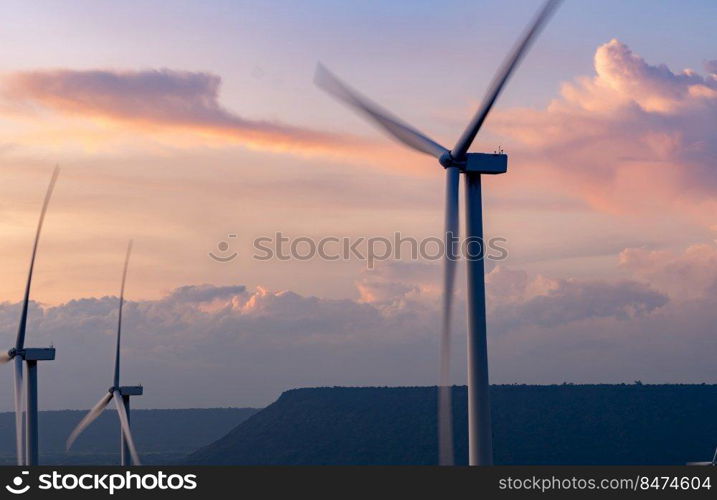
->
492 39 717 222
1 68 362 157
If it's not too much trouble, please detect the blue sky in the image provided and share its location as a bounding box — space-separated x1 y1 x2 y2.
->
2 0 715 116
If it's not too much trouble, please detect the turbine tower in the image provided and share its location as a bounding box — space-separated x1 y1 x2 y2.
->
0 166 60 466
66 240 142 466
315 0 561 465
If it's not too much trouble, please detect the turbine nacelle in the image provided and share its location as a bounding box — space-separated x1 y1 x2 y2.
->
440 152 508 175
118 385 143 396
3 347 56 362
108 385 143 396
22 348 56 361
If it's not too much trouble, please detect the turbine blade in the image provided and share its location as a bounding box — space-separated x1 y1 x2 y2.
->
16 165 60 350
114 395 141 465
315 63 448 159
451 0 562 159
14 357 25 466
114 240 133 388
66 392 113 451
438 166 459 466
0 350 11 364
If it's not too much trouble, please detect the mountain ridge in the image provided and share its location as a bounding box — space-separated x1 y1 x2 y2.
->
188 384 717 465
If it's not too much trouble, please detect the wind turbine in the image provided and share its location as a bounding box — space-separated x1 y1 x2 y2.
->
0 166 60 466
66 240 142 466
315 0 561 465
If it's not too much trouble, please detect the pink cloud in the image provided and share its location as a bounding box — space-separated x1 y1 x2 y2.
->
619 243 717 300
492 40 717 222
0 263 689 409
1 68 361 156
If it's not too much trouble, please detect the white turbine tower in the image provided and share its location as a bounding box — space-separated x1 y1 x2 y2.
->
0 166 60 466
315 0 561 465
66 241 142 465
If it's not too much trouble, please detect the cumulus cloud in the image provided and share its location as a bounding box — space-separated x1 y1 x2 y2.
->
164 284 247 304
0 69 356 155
493 278 667 330
493 39 717 222
585 39 714 113
482 258 714 385
355 261 438 310
485 265 668 332
619 243 717 300
5 249 717 411
703 60 717 76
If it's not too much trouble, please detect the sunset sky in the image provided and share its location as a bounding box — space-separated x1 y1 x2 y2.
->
1 0 716 410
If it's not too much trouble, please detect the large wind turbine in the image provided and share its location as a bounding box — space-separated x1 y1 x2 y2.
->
66 241 142 466
315 0 561 465
0 166 60 466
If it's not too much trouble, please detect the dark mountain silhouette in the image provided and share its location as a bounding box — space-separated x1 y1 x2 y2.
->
188 385 717 465
0 407 257 465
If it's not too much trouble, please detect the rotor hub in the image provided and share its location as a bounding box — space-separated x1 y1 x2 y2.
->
440 152 469 171
439 152 455 168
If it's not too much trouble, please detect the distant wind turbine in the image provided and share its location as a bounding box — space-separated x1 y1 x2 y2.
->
0 166 60 466
66 240 142 465
315 0 561 465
